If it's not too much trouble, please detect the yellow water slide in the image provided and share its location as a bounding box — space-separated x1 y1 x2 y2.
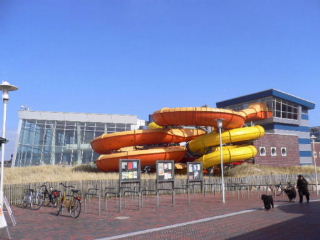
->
187 125 265 168
196 145 258 169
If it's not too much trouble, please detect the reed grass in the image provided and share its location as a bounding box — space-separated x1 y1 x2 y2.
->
4 164 154 185
225 163 319 177
4 162 319 185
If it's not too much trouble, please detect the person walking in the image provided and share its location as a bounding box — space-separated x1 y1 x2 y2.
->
296 175 310 203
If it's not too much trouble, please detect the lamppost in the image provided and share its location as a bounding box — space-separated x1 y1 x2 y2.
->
216 118 225 203
311 135 318 195
0 81 18 208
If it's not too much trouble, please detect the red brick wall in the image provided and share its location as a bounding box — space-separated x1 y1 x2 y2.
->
253 133 300 167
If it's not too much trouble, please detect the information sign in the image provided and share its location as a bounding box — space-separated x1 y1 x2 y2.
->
156 160 175 182
187 162 203 182
119 159 141 183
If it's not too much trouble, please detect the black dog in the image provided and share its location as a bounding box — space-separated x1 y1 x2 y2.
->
261 194 274 210
284 188 297 202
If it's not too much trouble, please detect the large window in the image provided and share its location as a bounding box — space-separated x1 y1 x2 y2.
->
15 119 135 167
274 99 298 120
226 97 299 120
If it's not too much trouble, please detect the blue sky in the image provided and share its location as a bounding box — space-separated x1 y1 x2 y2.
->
1 0 320 157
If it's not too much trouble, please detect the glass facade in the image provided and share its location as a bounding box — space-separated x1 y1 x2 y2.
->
15 118 137 167
225 97 299 120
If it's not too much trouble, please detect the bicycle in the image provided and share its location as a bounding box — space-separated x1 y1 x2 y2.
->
21 187 44 210
56 183 81 218
39 184 61 207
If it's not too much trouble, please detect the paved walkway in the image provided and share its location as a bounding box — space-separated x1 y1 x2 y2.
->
1 191 320 240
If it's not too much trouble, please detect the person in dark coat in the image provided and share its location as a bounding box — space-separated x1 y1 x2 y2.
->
296 175 310 203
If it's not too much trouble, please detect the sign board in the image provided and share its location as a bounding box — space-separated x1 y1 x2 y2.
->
119 159 141 183
156 160 175 182
187 162 203 182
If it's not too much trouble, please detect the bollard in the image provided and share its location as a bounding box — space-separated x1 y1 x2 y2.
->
156 192 160 208
237 188 240 200
119 192 122 212
173 190 175 206
98 194 101 216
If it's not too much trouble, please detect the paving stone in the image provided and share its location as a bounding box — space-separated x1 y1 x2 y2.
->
1 192 319 240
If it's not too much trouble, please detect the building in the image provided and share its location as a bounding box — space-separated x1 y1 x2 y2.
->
13 110 145 167
216 89 315 166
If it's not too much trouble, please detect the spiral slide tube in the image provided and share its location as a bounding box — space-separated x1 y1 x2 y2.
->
92 103 271 171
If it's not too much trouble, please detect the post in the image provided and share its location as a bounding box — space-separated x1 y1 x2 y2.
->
0 99 8 207
217 119 225 203
311 135 318 195
0 81 18 208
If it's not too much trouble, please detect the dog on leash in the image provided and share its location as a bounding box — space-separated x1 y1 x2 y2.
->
261 194 274 210
284 188 297 202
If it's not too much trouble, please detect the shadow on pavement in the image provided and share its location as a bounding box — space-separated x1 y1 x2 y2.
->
228 201 320 240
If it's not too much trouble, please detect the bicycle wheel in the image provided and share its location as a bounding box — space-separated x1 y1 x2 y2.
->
43 193 52 207
56 203 63 216
51 196 59 208
70 199 81 218
31 193 44 210
21 195 28 208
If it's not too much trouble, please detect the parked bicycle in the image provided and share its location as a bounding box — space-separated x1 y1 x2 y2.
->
56 183 81 218
39 184 61 207
21 188 44 210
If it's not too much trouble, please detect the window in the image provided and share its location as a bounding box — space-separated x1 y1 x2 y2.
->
259 147 266 156
281 147 287 157
271 147 277 156
272 98 298 120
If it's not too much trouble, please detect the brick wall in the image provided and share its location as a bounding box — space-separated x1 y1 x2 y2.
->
253 133 300 167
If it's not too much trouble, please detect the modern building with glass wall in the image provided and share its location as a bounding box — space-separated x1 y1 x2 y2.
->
216 89 315 166
13 110 145 167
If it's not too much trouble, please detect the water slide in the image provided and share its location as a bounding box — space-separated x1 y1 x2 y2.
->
91 128 206 154
93 129 204 171
92 103 271 171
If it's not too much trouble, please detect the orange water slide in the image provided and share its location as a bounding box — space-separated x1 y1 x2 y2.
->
240 103 273 122
96 146 186 171
152 103 272 129
93 103 272 172
91 128 206 154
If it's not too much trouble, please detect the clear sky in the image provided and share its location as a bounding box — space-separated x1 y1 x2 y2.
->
1 0 320 157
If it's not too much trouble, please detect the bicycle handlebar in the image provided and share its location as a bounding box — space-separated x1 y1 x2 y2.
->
60 183 75 189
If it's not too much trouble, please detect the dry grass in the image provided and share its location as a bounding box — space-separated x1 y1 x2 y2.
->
4 164 156 185
225 163 319 177
4 163 319 185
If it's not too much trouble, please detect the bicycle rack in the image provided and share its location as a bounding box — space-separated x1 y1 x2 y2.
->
84 186 102 215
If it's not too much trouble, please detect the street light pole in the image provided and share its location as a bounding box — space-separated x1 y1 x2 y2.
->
311 135 318 195
216 119 225 203
0 81 18 208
